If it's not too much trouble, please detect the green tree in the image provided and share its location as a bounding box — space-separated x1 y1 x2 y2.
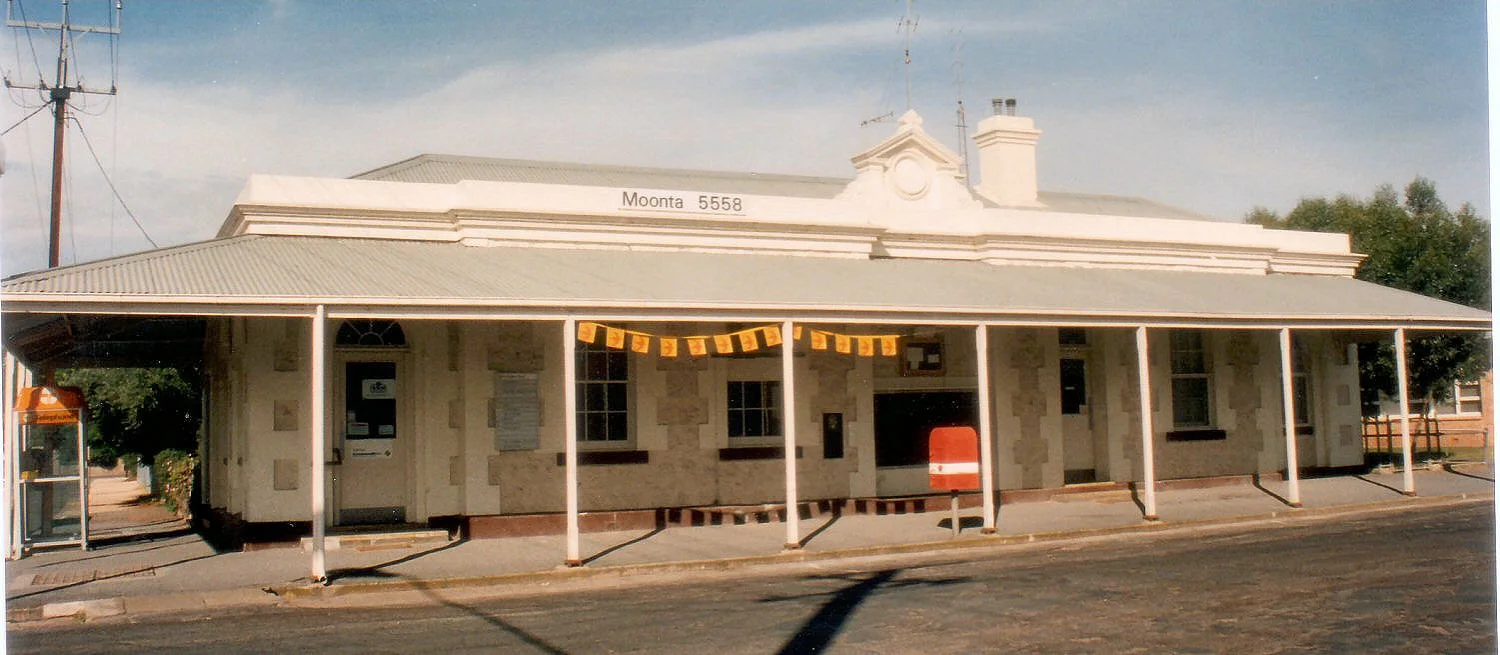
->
56 367 201 467
1246 178 1491 411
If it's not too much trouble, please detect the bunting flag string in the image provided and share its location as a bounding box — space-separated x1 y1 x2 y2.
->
576 322 900 358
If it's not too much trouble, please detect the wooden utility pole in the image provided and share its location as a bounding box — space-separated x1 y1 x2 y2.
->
5 0 121 268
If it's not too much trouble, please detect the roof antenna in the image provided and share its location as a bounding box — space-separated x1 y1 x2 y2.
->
951 28 970 187
900 0 919 110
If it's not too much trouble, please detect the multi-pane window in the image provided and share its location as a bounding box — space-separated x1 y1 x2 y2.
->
576 343 628 442
728 381 782 438
1455 381 1483 415
1292 339 1312 427
1169 330 1213 428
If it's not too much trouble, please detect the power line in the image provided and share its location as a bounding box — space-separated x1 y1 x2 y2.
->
70 114 155 247
0 99 45 134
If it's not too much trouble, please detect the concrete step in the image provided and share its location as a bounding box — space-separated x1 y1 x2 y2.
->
300 529 450 552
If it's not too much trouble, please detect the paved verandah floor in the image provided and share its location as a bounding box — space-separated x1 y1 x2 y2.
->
6 464 1493 614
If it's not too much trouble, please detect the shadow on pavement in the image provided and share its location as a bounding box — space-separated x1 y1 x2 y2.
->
798 509 842 548
7 551 219 602
584 527 665 565
327 539 466 582
1442 463 1494 482
1353 475 1407 495
1251 474 1295 507
761 569 970 654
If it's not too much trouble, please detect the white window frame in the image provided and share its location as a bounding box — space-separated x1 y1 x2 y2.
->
1169 330 1216 430
1453 380 1483 416
575 342 632 447
727 380 783 440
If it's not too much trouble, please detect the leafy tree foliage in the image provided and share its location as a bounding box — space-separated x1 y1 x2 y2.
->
56 367 201 467
1246 178 1490 411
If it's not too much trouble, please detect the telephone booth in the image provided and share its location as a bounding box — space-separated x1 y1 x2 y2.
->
13 386 88 550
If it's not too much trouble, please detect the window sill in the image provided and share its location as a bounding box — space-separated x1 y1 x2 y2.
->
555 450 650 466
1165 429 1227 442
718 446 803 461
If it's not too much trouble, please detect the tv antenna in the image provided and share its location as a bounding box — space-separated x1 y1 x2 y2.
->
899 0 918 110
952 29 971 186
5 0 122 268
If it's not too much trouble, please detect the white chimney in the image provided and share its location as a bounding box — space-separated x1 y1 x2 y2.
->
972 98 1042 207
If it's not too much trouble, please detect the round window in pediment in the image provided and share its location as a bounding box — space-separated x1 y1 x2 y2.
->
890 154 931 199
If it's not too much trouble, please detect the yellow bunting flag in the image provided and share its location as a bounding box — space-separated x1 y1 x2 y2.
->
714 334 735 354
738 330 759 352
834 334 852 354
577 321 598 344
687 337 709 357
856 336 875 357
605 327 626 350
880 335 899 357
660 337 679 358
762 326 782 348
810 330 828 351
631 334 651 354
794 326 804 340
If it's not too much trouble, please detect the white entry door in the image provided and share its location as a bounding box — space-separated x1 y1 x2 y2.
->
1060 357 1096 484
334 360 408 524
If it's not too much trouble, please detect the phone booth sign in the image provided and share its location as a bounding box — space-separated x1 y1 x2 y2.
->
929 426 980 491
14 386 89 551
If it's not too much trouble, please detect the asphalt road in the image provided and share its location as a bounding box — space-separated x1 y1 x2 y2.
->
11 503 1495 654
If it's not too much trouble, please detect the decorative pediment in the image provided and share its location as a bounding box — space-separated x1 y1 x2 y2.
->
837 110 983 214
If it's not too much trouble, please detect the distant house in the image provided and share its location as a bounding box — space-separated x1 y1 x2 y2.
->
3 107 1488 569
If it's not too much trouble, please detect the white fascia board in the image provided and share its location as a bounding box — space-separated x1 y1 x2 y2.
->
5 294 1490 331
451 180 871 230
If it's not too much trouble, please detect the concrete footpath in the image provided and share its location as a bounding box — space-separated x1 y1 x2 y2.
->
6 464 1493 623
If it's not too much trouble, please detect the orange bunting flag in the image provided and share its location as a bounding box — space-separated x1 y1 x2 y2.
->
687 337 709 356
856 336 875 357
762 326 782 348
577 322 598 344
810 330 828 351
605 327 626 350
660 337 679 358
714 334 735 354
631 334 651 354
880 335 899 357
794 326 804 340
834 334 852 354
738 330 759 352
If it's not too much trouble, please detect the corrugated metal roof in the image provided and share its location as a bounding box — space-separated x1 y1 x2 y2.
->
352 154 1217 221
3 235 1488 327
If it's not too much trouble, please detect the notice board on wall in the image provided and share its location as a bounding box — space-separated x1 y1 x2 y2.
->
494 372 540 451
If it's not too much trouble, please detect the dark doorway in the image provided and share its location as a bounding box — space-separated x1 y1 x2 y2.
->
874 392 977 467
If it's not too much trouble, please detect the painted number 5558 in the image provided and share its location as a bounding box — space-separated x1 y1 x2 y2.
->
698 195 742 212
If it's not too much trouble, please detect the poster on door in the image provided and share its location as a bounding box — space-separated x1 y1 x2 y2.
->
362 379 396 400
349 439 395 459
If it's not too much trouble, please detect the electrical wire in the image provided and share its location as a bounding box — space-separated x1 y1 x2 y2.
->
70 114 156 247
13 0 48 84
0 101 46 135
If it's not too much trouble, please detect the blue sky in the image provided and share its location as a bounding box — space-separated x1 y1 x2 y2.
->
0 1 1488 275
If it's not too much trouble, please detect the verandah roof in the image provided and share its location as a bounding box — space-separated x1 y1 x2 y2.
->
0 234 1490 329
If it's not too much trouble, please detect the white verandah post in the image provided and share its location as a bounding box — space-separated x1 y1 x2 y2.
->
975 323 997 534
310 304 328 583
3 350 20 560
1279 328 1303 508
1395 328 1416 496
1135 327 1159 521
781 320 801 550
564 318 582 566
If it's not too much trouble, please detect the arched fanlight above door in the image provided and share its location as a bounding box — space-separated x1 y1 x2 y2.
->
335 320 407 348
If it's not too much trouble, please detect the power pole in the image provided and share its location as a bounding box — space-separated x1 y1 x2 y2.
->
5 0 121 268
